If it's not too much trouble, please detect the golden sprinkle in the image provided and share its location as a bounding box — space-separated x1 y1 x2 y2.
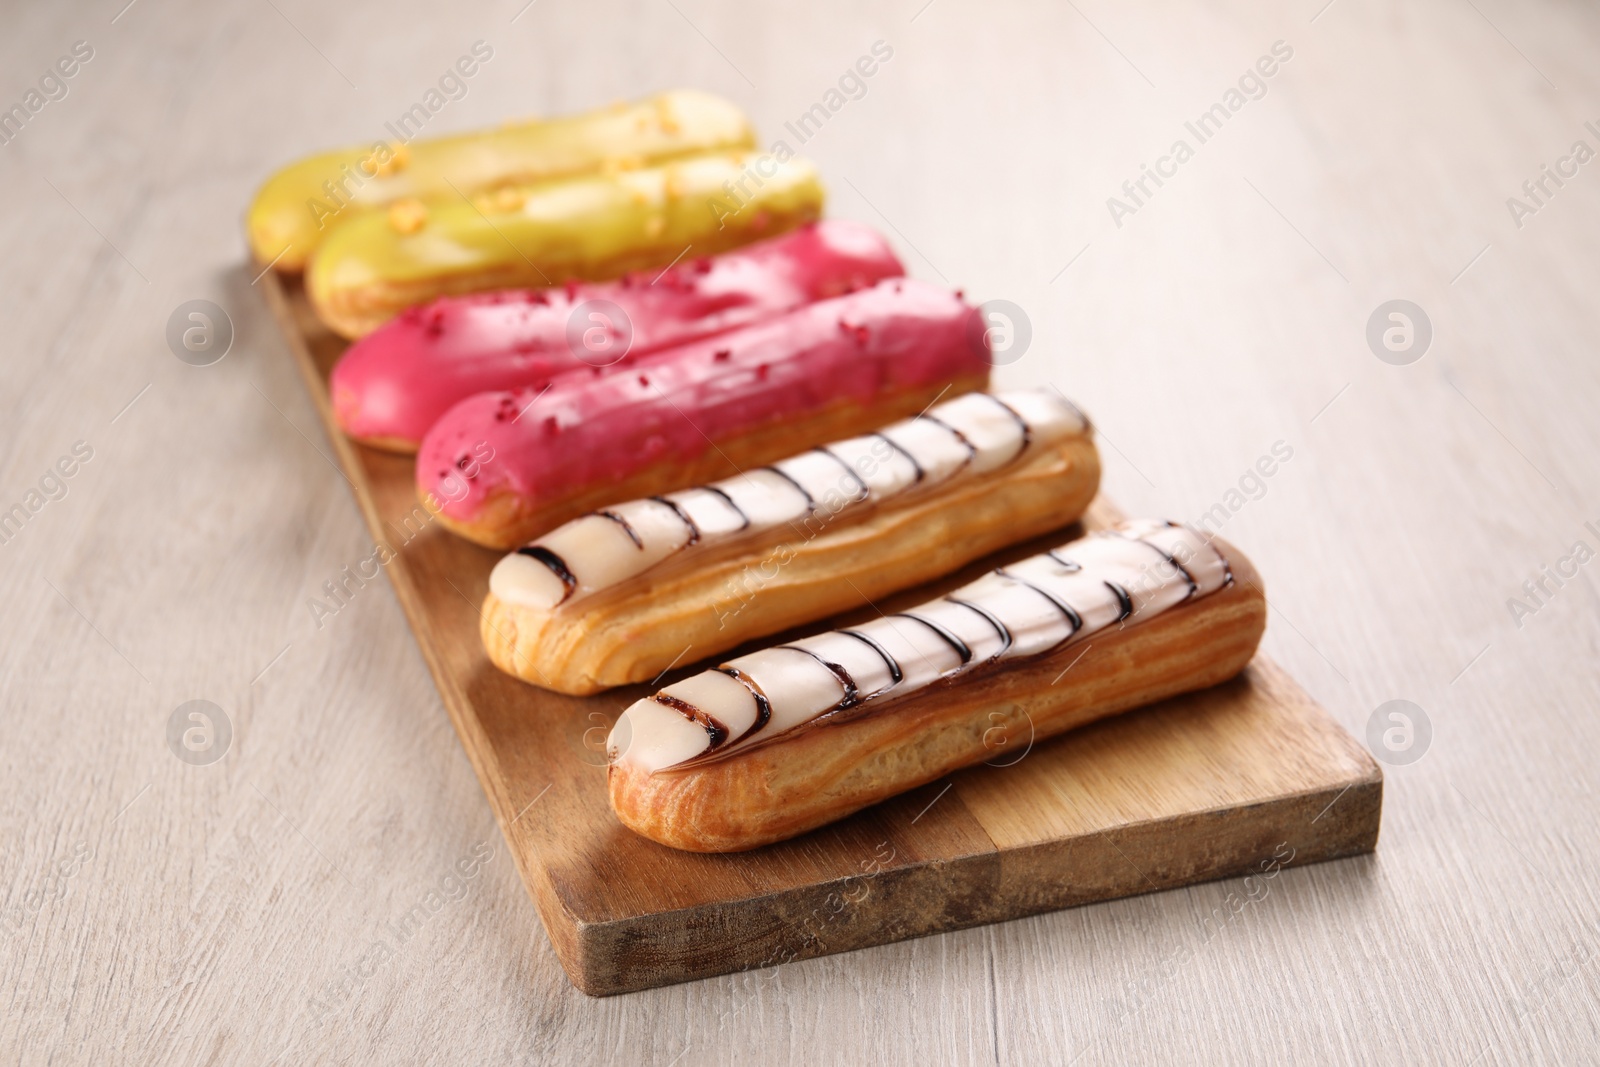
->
663 172 685 200
493 186 525 212
654 96 681 134
388 198 428 234
644 216 665 238
368 142 410 178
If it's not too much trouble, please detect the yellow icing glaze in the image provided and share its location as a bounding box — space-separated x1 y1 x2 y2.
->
306 152 826 338
246 89 755 270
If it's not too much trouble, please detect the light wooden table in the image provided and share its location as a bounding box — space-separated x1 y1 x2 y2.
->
2 0 1597 1062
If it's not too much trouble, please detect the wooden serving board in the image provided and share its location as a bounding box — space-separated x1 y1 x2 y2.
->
258 272 1382 996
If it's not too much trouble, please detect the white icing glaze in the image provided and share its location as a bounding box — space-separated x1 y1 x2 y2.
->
724 647 845 735
822 435 918 498
1118 517 1231 595
487 500 691 609
660 670 761 741
875 417 971 485
489 389 1090 611
486 551 570 611
663 486 747 537
784 631 897 699
950 571 1077 659
850 614 965 689
1002 389 1088 437
607 698 712 773
607 520 1232 772
713 468 810 526
924 393 1026 473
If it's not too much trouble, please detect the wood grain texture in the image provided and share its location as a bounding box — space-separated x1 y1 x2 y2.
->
2 0 1599 1062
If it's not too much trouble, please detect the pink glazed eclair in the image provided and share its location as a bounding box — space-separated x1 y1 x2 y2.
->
417 278 991 549
328 221 905 453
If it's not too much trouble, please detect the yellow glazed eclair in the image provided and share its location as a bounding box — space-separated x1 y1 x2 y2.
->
607 521 1266 852
306 152 825 338
247 88 755 272
482 389 1100 695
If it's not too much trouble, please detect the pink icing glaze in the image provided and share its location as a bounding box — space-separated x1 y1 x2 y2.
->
417 278 990 526
329 220 905 447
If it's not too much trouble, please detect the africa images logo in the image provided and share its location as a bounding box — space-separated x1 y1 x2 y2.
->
1105 40 1294 228
0 40 94 148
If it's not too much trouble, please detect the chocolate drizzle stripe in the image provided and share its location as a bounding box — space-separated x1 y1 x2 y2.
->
837 629 903 684
917 413 978 459
873 432 925 483
944 596 1013 657
983 393 1032 449
598 509 643 549
652 693 729 748
764 465 817 511
515 545 577 600
778 645 860 707
813 447 871 501
702 485 752 530
1045 549 1083 572
998 569 1084 632
651 495 700 545
715 666 771 740
1176 521 1235 586
894 612 973 665
516 391 1100 614
1109 530 1197 597
1105 581 1134 622
631 519 1242 775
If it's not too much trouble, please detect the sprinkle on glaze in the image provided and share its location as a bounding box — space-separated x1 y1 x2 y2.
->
329 220 905 446
487 389 1090 611
417 277 991 529
607 520 1232 774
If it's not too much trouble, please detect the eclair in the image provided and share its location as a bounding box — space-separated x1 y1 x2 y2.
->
306 152 825 338
483 389 1099 694
418 278 992 550
248 89 755 272
328 221 905 452
606 521 1267 852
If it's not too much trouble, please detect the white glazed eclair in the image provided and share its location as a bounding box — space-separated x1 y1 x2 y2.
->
481 389 1100 694
606 520 1267 851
